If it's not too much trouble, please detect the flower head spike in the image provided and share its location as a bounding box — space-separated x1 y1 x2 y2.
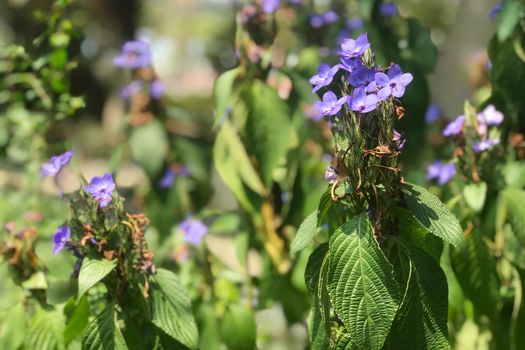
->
314 91 347 116
375 64 413 100
85 173 116 208
425 103 441 124
379 3 398 17
442 115 465 137
261 0 280 13
41 150 73 177
473 138 500 153
114 40 152 69
53 225 71 255
349 87 378 113
427 161 456 185
339 33 370 59
309 64 339 92
178 217 208 246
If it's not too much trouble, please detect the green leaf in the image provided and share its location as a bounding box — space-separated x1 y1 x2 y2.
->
304 244 330 349
0 303 25 350
504 224 525 269
462 182 487 212
335 332 358 350
78 257 117 299
503 161 525 188
82 303 128 350
221 305 256 350
384 243 449 350
328 214 400 350
26 306 65 350
497 0 524 41
401 182 464 247
451 232 500 316
64 296 90 345
149 268 198 349
129 120 168 178
291 210 318 254
240 80 293 186
502 188 525 241
213 67 240 127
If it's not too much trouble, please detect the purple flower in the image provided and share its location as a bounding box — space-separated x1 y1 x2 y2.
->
489 2 502 18
114 40 152 69
178 217 208 245
375 64 413 100
478 105 504 126
304 104 323 121
53 225 71 255
473 138 500 153
314 91 347 116
442 115 465 137
325 165 338 184
393 130 406 150
309 64 339 92
309 15 324 28
322 11 339 25
150 80 165 99
427 161 456 185
346 17 364 32
85 173 116 208
339 33 370 59
339 57 361 73
262 0 280 13
425 103 441 124
41 150 73 177
158 165 190 188
379 3 398 17
349 87 378 113
349 64 375 88
120 81 142 99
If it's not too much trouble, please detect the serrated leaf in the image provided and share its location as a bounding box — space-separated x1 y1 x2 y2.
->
129 120 168 178
384 243 449 350
291 210 318 254
240 80 293 186
213 67 240 127
0 303 25 350
335 332 358 350
462 182 487 212
328 214 400 350
451 232 500 316
26 306 65 350
401 182 464 246
78 257 117 299
82 303 128 350
221 305 256 350
149 268 198 349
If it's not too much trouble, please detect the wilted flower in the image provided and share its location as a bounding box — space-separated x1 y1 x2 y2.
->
427 161 456 185
379 3 398 17
113 40 152 69
314 91 347 116
261 0 280 13
443 115 465 137
374 64 413 100
53 225 71 255
310 64 339 92
41 150 73 177
85 173 116 208
473 138 500 153
349 87 378 113
178 217 208 246
425 103 441 124
339 33 370 59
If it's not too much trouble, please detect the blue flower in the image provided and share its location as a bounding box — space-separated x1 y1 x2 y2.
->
425 103 441 124
53 225 71 255
374 64 413 100
178 217 208 246
41 151 73 177
262 0 280 14
473 138 500 153
309 64 339 92
85 173 116 208
114 40 152 69
427 161 456 185
309 15 324 28
442 115 465 137
489 2 502 18
338 57 361 73
379 3 398 17
314 91 347 116
349 87 378 113
158 165 190 188
349 64 376 88
339 33 370 59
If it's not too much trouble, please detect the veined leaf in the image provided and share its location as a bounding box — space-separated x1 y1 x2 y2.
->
328 214 400 350
78 257 117 299
401 182 464 246
213 67 240 127
26 306 65 350
64 296 90 345
149 268 198 349
82 303 128 350
0 303 25 350
335 332 358 350
221 305 256 350
291 210 318 254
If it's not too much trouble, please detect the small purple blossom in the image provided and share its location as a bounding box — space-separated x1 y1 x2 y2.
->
150 80 165 99
379 3 398 17
120 81 142 99
178 217 208 246
339 33 370 59
41 151 73 177
261 0 280 13
325 166 338 184
322 11 339 25
473 138 500 153
427 161 456 185
375 64 413 100
314 91 347 116
339 57 361 73
309 64 339 92
393 130 406 150
53 225 71 255
478 105 504 126
85 173 116 208
425 103 441 124
304 104 323 121
349 64 376 88
113 40 152 69
158 165 190 188
345 17 364 32
349 87 378 113
442 115 465 137
309 15 324 28
489 2 502 18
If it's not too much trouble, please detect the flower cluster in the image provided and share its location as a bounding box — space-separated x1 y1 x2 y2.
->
309 33 413 119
